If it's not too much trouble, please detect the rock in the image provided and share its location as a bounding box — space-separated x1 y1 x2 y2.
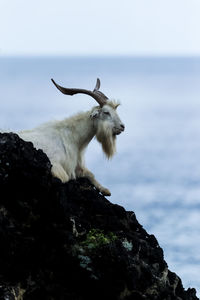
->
0 132 198 300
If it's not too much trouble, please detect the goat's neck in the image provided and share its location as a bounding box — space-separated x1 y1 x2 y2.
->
58 111 97 151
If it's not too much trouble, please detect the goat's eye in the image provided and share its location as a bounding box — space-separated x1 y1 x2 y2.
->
103 111 110 116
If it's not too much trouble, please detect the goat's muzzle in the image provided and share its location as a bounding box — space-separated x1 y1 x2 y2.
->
113 124 125 136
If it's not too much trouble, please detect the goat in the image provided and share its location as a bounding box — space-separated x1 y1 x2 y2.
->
19 78 125 196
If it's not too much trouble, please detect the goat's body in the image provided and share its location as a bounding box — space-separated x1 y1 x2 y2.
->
17 78 125 197
19 111 94 180
18 109 112 196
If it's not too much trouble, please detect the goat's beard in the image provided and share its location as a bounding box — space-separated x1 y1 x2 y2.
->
95 121 116 159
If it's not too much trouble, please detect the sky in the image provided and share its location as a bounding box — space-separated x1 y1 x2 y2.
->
1 0 200 56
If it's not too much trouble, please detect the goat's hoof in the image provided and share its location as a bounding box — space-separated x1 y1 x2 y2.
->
101 188 111 197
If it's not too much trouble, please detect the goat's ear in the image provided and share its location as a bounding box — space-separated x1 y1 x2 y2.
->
90 108 100 119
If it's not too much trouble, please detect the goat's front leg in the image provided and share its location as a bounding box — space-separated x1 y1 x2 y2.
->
51 162 70 183
76 166 111 196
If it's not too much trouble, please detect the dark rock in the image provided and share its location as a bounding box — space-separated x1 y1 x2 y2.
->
0 132 198 300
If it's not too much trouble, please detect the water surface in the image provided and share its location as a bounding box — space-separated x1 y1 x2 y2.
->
0 56 200 295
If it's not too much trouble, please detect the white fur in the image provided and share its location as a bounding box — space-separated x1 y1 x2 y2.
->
18 101 124 196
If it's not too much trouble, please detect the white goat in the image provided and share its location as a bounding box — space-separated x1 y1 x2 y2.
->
19 78 125 196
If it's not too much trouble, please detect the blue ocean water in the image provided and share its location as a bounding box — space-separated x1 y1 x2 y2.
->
0 56 200 295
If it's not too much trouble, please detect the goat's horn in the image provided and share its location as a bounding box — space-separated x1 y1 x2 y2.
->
51 78 108 107
94 78 100 91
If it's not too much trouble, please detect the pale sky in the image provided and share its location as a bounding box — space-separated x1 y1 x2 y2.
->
0 0 200 56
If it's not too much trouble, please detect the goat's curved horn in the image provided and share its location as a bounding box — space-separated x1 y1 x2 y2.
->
94 78 100 91
51 78 108 107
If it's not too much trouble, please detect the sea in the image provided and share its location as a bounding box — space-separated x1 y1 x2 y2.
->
0 56 200 296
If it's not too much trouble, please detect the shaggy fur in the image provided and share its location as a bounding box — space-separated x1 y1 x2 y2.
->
96 121 116 159
18 101 124 196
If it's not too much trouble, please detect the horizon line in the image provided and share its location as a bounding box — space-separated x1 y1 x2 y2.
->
1 54 200 59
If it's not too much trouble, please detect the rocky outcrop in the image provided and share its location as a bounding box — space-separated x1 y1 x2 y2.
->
0 132 198 300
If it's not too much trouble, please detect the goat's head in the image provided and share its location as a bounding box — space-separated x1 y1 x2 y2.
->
51 78 125 158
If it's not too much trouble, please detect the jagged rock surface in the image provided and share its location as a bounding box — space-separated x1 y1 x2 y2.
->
0 132 198 300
